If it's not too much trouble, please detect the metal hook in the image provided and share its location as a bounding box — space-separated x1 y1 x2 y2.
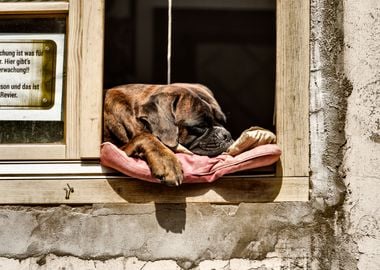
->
64 184 74 200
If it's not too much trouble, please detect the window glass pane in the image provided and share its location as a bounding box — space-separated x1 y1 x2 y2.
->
0 16 65 144
0 17 66 33
0 121 63 143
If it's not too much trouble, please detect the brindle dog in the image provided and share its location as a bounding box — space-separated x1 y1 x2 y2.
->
104 83 234 186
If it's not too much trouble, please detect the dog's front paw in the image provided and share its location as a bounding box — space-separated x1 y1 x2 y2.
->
149 151 183 186
122 133 184 186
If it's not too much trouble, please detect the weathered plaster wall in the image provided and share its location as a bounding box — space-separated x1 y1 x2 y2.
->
342 0 380 269
0 0 379 269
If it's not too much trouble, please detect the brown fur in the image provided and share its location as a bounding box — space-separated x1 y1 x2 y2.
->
104 83 233 186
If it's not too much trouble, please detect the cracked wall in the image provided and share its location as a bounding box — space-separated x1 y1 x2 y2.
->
0 0 379 269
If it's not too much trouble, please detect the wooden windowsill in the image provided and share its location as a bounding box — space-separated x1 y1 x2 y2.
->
0 176 309 204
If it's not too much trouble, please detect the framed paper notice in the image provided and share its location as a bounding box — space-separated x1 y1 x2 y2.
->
0 34 64 121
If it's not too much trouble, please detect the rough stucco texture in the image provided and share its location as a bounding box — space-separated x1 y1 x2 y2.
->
342 0 380 269
0 0 379 269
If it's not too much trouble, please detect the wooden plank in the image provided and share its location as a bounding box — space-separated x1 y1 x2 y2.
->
0 177 309 204
65 0 81 159
80 0 104 158
0 145 65 160
66 0 104 159
0 2 69 14
276 0 310 177
0 162 109 175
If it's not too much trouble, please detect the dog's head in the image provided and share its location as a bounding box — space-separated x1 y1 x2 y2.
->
138 84 234 156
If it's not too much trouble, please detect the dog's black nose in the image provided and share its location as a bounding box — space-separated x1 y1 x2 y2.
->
216 127 232 142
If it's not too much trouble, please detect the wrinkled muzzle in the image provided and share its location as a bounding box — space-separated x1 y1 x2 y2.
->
189 126 234 156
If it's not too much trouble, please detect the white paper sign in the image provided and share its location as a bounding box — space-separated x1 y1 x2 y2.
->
0 34 64 121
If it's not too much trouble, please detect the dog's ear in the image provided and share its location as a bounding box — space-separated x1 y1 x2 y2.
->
210 103 227 124
139 94 179 148
195 92 227 124
186 84 227 124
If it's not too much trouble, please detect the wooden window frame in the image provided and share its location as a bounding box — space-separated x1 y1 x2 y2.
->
0 0 103 159
0 0 309 204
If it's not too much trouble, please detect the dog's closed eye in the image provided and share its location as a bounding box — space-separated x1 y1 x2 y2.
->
138 117 152 132
187 126 207 136
172 95 180 112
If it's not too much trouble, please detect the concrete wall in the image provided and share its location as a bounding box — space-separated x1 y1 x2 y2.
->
0 0 379 269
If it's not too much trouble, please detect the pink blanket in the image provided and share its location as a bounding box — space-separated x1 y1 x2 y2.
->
100 142 281 184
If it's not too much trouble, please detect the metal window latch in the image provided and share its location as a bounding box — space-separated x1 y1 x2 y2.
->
64 184 74 200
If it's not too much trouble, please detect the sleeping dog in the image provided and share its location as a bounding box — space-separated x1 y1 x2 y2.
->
103 83 234 186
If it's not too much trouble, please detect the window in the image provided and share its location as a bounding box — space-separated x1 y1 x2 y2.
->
105 0 277 176
0 0 105 203
0 0 309 203
0 1 103 160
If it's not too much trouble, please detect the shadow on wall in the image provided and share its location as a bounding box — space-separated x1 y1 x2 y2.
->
154 203 187 233
106 177 282 233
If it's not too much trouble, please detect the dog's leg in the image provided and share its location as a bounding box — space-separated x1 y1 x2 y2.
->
121 133 183 186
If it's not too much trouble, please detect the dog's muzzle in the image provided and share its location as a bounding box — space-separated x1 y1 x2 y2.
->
189 126 234 156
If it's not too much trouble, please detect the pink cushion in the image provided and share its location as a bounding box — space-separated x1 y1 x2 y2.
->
100 142 281 184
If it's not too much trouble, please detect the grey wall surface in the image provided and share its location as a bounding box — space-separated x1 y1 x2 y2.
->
0 0 379 269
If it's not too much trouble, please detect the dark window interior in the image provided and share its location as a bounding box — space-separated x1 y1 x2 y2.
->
104 0 276 139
